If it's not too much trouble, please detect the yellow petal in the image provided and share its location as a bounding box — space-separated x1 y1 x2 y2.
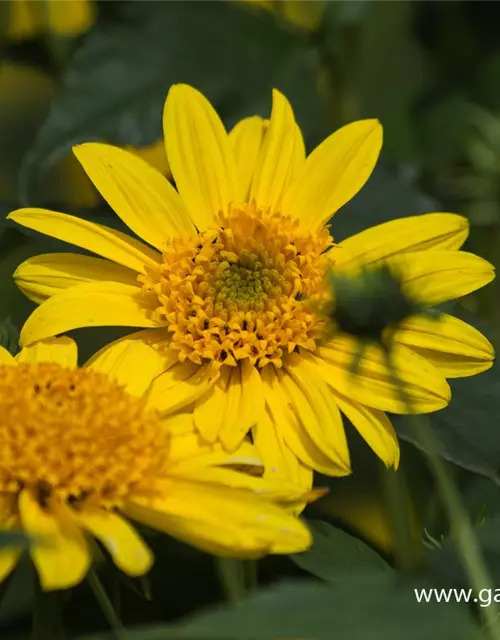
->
85 337 164 396
332 213 470 270
391 251 495 305
282 119 382 228
250 90 296 211
20 281 157 347
395 314 494 378
7 209 160 273
218 360 266 452
169 431 261 472
253 409 313 492
193 368 230 443
0 346 16 365
261 365 350 476
13 253 139 305
0 548 21 583
229 116 267 201
311 337 451 414
74 508 153 577
164 84 238 230
73 143 195 250
125 480 311 557
16 336 78 368
46 0 94 36
170 465 311 505
19 491 90 591
147 361 218 415
333 391 400 468
292 122 306 179
281 355 351 473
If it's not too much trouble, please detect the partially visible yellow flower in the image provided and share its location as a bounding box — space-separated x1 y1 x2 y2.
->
7 0 95 40
236 0 326 32
0 336 312 591
9 85 495 504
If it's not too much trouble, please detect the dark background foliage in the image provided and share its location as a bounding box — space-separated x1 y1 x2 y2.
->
2 1 500 638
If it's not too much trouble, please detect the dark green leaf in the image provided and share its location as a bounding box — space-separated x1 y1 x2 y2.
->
291 520 392 580
0 317 18 355
169 576 480 640
21 1 325 204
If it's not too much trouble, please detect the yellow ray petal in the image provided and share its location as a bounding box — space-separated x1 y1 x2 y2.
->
391 251 495 305
332 213 470 270
395 313 494 378
169 430 260 472
13 253 139 305
164 84 238 231
8 209 160 273
292 122 306 179
19 492 90 591
282 119 382 229
253 409 313 492
261 365 350 476
333 390 400 468
147 361 218 416
20 281 158 347
229 116 267 201
85 338 164 397
218 360 265 452
281 355 351 473
16 336 78 368
311 337 451 414
125 480 311 556
0 346 16 365
249 90 296 211
193 368 230 443
74 508 153 577
170 465 312 505
73 143 195 250
0 548 21 583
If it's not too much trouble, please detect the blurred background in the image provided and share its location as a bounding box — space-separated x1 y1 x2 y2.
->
1 1 500 638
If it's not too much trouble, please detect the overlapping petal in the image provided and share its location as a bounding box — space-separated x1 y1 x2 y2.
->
16 336 78 368
282 119 382 228
73 143 196 249
13 253 139 305
332 213 470 270
164 84 239 230
7 209 160 273
20 281 158 347
395 314 494 378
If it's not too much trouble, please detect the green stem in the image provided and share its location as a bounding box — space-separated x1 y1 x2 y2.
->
386 351 500 640
215 557 255 603
380 465 418 571
87 569 124 640
32 579 66 640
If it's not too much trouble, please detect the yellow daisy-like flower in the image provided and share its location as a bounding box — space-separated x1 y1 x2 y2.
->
0 336 312 591
9 85 495 497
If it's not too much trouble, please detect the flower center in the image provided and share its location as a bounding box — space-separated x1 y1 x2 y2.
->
140 202 333 369
0 363 169 508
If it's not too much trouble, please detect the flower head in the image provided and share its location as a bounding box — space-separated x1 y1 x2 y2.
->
9 84 495 498
0 336 312 591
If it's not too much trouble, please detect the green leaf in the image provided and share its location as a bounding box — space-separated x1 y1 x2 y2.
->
20 1 325 205
0 317 19 355
168 576 481 640
291 520 392 580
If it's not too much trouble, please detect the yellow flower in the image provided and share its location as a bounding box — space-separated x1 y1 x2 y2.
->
8 85 495 497
7 0 95 40
0 335 312 591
